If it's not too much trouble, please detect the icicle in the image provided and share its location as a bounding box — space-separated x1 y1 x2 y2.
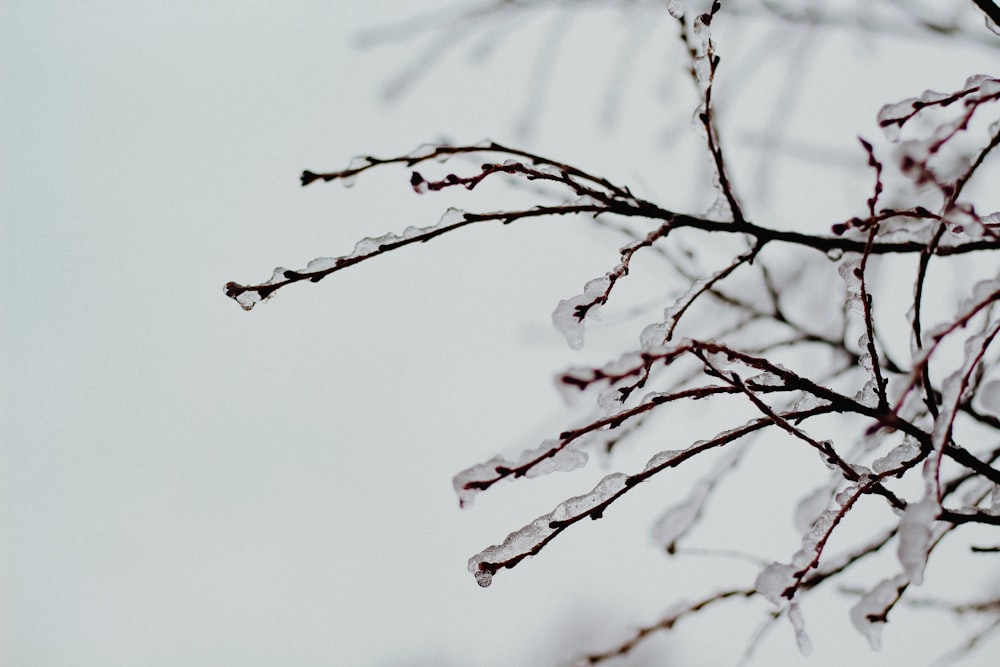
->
896 497 937 585
549 473 628 523
788 601 812 656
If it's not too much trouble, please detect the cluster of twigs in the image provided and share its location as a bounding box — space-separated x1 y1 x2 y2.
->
227 1 1000 663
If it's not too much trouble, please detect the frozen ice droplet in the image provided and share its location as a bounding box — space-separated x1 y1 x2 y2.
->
474 569 493 588
825 248 844 262
666 0 683 18
234 289 262 311
897 497 937 585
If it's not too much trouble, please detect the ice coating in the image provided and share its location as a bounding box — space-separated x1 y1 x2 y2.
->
467 473 628 586
898 138 931 176
641 293 694 349
639 321 669 349
837 259 864 314
453 455 505 508
835 481 868 506
837 259 886 407
926 320 1000 496
690 14 713 92
704 193 730 224
896 497 937 585
790 506 840 570
965 73 995 89
596 385 627 413
643 449 683 474
407 142 445 161
467 515 555 587
452 438 589 507
876 98 914 142
876 86 956 143
561 350 648 397
849 574 908 650
793 482 836 533
978 77 1000 97
918 89 951 105
872 438 920 474
346 155 373 171
755 562 796 606
792 392 829 412
524 442 589 479
853 378 880 409
552 276 612 350
818 441 845 472
227 207 470 311
963 276 1000 313
549 473 628 523
857 332 874 372
760 482 865 604
746 370 783 388
304 257 338 273
233 289 263 311
666 0 683 19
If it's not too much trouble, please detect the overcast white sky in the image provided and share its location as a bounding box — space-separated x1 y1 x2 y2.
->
4 1 1000 665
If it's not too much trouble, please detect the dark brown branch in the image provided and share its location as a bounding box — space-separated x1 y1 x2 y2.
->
471 404 836 580
574 588 755 665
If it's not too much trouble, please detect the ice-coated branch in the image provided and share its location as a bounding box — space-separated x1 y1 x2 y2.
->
223 203 607 311
453 383 742 506
571 588 756 666
676 2 746 225
226 193 1000 310
713 367 905 510
876 75 1000 141
857 225 890 410
552 222 673 350
640 241 763 346
467 403 836 586
889 282 1000 425
228 4 1000 662
300 139 632 198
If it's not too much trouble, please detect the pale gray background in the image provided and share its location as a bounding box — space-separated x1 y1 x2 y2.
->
4 1 999 665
